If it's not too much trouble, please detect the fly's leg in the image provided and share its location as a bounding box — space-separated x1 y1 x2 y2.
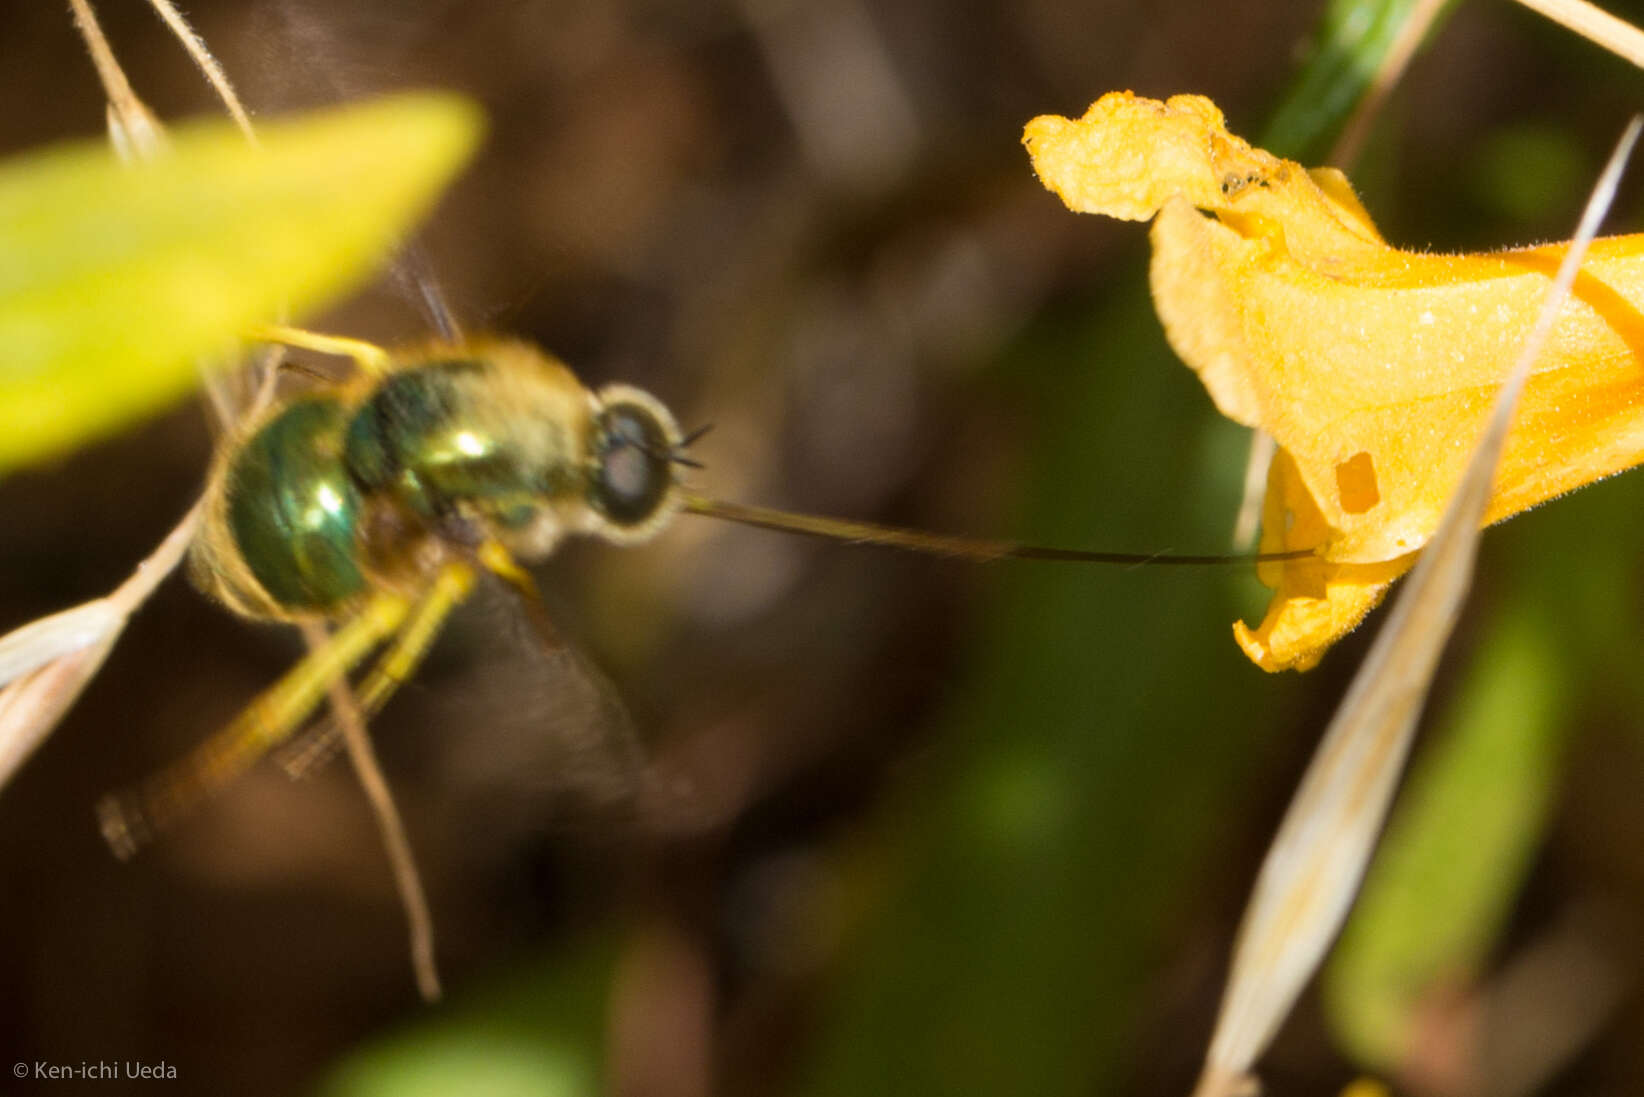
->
245 324 394 375
473 539 568 651
96 591 411 859
278 561 478 779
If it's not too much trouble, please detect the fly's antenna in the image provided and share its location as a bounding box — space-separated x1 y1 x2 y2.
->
679 494 1315 566
664 423 714 471
625 420 713 471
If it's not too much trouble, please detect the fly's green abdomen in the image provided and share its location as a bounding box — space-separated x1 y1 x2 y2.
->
226 397 369 612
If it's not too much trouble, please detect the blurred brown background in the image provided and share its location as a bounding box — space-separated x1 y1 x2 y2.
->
2 1 1644 1095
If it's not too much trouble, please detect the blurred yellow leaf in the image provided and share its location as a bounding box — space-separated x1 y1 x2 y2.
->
1024 92 1644 670
0 91 483 476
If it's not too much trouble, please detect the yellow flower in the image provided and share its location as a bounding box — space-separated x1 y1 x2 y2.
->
1025 92 1644 671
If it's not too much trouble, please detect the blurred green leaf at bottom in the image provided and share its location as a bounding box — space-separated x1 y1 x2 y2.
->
0 91 482 477
317 940 614 1097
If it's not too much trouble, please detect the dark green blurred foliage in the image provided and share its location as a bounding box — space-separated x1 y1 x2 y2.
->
796 285 1292 1097
1260 0 1459 160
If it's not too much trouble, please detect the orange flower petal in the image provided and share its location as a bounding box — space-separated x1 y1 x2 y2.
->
1026 92 1644 670
1234 449 1412 672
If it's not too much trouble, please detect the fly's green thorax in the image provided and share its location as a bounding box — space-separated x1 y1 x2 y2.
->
226 397 369 611
344 358 589 533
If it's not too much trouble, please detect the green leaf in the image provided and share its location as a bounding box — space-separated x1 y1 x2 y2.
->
0 91 483 476
316 937 614 1097
1324 606 1568 1068
1260 0 1457 161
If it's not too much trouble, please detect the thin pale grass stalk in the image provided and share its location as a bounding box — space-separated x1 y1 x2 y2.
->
0 502 200 791
1511 0 1644 69
1341 0 1644 165
0 510 197 781
1231 431 1275 551
1328 0 1449 169
71 0 260 430
0 147 291 795
1191 116 1643 1097
66 0 165 159
0 604 120 687
142 0 258 144
302 621 442 1002
0 633 120 786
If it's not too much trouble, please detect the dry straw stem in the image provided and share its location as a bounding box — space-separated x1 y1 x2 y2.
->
0 505 200 791
1192 117 1643 1097
66 0 165 159
302 621 442 1002
1331 0 1644 177
1325 0 1446 188
1512 0 1644 68
141 0 259 143
1317 0 1644 175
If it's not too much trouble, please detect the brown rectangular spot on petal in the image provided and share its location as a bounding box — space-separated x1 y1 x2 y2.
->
1335 451 1380 514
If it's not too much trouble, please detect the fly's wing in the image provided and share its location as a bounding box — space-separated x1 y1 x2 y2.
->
426 578 654 835
278 574 654 840
244 1 465 343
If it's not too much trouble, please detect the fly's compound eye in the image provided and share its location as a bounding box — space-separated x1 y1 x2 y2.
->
590 394 679 531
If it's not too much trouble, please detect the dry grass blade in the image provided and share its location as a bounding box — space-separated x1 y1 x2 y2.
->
0 503 200 794
0 602 121 688
1327 0 1448 169
301 620 442 1002
66 0 164 159
143 0 257 143
1231 431 1275 551
1191 116 1643 1097
1511 0 1644 68
0 632 120 794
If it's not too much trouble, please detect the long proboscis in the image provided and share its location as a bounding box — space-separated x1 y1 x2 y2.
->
682 495 1315 566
